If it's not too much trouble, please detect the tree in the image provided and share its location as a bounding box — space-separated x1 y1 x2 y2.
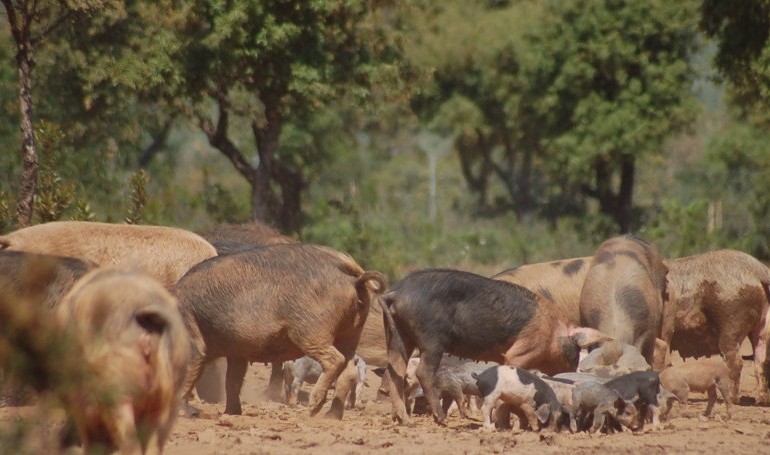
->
174 1 414 233
406 1 539 215
1 0 110 227
700 0 770 125
521 0 701 232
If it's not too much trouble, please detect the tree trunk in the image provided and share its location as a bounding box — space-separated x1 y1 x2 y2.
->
6 2 38 228
584 154 635 233
15 43 37 228
252 107 291 231
615 153 635 233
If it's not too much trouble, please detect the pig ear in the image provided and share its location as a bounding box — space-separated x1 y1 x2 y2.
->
536 404 551 425
614 396 625 411
569 327 614 349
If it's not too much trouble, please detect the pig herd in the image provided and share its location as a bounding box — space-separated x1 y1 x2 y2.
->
0 221 768 453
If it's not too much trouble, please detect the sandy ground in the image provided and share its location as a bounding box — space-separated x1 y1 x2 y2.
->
3 351 770 454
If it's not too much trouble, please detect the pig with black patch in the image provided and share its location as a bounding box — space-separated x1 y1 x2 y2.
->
579 235 672 371
379 268 611 424
571 381 639 434
603 370 663 431
474 365 573 432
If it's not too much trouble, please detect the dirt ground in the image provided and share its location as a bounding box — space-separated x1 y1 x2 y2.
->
3 348 770 454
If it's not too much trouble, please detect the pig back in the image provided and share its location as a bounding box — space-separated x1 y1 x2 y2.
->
175 243 383 360
0 221 217 290
387 269 540 360
492 257 591 325
579 235 667 360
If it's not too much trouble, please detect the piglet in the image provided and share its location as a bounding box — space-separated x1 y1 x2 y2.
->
571 381 639 433
659 356 732 419
406 356 495 419
284 354 367 409
474 366 572 432
603 371 663 431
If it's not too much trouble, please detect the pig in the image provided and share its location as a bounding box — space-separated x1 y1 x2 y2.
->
475 366 572 432
579 235 672 370
571 381 639 433
537 375 577 409
0 251 95 309
380 268 611 424
603 370 663 431
578 340 652 377
492 256 592 325
197 221 295 404
405 356 495 419
0 251 95 407
283 354 367 409
665 249 770 404
659 356 732 419
553 372 608 384
0 221 217 291
176 243 387 419
55 268 189 455
198 220 294 253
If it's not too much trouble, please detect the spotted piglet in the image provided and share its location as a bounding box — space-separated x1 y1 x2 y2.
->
474 366 572 432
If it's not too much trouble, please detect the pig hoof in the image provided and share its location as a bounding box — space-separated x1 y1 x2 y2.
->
179 402 202 418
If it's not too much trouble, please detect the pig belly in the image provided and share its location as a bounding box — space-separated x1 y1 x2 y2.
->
670 330 719 359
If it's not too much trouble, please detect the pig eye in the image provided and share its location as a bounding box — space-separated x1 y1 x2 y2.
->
136 311 166 334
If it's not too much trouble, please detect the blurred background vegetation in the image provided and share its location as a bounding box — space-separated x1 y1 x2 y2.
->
2 0 770 280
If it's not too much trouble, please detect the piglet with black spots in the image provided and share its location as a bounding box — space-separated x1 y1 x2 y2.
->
571 381 639 433
603 370 663 431
474 366 573 432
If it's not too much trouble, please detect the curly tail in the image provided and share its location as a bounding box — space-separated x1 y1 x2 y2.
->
357 271 388 296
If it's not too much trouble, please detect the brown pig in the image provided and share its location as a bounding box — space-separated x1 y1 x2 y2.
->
0 251 95 406
659 356 732 420
579 235 672 370
176 243 387 419
198 220 294 255
666 249 770 404
56 268 189 455
492 257 592 325
196 221 295 403
0 250 94 310
0 220 217 290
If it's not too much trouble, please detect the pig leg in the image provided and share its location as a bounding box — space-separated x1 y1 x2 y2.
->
495 403 513 430
717 379 732 419
414 352 445 424
108 402 140 455
306 346 346 417
265 362 286 403
704 385 717 417
224 357 248 415
588 411 604 434
750 313 769 404
289 378 303 406
325 359 357 419
481 393 502 430
647 404 661 431
719 338 743 404
180 352 215 417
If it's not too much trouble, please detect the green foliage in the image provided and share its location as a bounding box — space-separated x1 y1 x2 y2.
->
700 0 770 126
125 169 148 225
0 190 13 233
33 122 77 223
201 172 250 225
